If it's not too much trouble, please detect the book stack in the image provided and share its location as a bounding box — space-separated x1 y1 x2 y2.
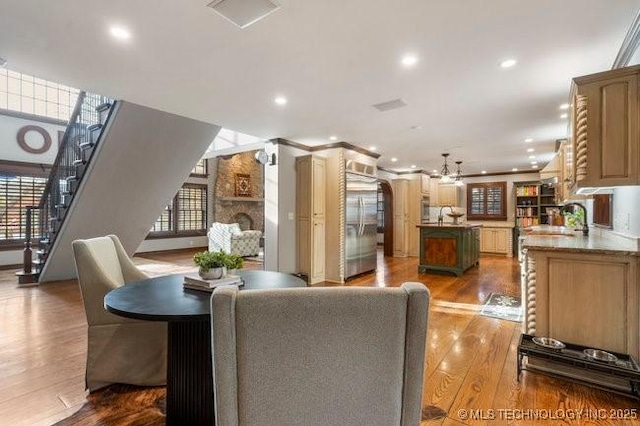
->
183 273 244 292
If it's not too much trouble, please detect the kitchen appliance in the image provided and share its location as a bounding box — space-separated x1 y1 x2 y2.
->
345 172 378 279
421 196 430 223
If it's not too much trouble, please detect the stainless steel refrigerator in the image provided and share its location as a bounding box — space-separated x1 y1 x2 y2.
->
345 172 378 279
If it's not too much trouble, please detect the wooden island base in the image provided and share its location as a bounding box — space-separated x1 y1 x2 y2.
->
417 223 481 276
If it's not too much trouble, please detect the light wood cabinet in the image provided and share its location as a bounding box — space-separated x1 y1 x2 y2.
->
420 174 430 196
392 179 409 257
567 65 640 192
296 155 326 284
525 250 639 359
437 183 458 206
480 227 512 255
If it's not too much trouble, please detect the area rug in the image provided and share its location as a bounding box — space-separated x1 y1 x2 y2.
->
479 293 522 322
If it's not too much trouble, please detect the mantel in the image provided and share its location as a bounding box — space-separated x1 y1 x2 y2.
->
219 197 264 202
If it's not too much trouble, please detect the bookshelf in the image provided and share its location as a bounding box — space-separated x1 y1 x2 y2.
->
515 182 559 228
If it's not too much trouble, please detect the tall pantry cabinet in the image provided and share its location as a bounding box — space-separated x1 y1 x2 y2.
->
296 155 326 284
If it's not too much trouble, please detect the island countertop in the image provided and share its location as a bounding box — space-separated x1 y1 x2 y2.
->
417 223 481 229
523 228 640 256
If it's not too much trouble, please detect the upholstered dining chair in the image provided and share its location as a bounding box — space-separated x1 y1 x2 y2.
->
211 282 430 426
72 234 167 392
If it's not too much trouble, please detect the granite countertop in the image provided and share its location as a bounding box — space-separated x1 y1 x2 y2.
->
418 223 481 229
467 221 515 229
523 229 640 256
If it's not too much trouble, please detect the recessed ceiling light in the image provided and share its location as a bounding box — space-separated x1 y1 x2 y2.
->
500 58 517 68
559 103 570 110
274 96 287 106
391 157 398 162
512 167 518 172
109 26 131 40
432 169 438 174
528 155 536 159
329 136 337 141
401 54 418 67
532 165 539 169
369 146 377 151
524 138 533 143
531 161 538 165
410 165 416 169
527 148 534 153
410 125 423 130
560 113 568 119
481 170 487 174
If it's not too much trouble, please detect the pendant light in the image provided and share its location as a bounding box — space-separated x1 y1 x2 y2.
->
454 161 464 187
439 153 451 183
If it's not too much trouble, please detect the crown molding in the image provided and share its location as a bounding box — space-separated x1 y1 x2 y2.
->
270 138 380 159
613 9 640 69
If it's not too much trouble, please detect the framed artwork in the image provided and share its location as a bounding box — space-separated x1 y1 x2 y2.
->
235 173 252 197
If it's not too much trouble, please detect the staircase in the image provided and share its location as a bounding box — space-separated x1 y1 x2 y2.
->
17 98 220 284
17 92 114 284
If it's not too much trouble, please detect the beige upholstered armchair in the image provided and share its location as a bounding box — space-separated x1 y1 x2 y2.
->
211 282 430 426
207 222 261 257
72 234 167 392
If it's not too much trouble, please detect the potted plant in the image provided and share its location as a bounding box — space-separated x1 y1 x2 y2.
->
193 250 227 280
224 253 244 275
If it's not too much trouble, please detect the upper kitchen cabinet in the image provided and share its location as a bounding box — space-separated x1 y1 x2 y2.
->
568 65 640 193
420 174 430 196
437 183 459 206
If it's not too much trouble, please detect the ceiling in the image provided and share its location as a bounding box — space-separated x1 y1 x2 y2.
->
0 0 637 174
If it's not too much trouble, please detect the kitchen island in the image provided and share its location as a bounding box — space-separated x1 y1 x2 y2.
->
417 223 481 276
522 227 640 359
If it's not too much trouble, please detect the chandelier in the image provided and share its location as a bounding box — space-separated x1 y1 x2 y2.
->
439 153 451 183
454 160 464 186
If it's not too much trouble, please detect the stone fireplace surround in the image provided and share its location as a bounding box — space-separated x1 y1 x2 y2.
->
212 151 264 233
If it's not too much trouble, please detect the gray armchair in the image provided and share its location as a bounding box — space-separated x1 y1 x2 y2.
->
211 282 430 426
72 234 167 392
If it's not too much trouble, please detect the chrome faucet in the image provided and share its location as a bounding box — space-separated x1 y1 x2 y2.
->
437 205 454 226
562 202 589 236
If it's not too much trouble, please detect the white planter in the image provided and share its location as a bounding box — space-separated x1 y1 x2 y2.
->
199 267 226 280
226 269 237 276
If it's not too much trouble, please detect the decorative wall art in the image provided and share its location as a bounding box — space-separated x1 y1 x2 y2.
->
235 173 252 197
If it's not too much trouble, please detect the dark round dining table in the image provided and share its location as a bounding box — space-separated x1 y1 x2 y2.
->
105 270 306 426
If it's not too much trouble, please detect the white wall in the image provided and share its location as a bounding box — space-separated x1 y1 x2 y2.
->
610 186 640 237
0 113 65 164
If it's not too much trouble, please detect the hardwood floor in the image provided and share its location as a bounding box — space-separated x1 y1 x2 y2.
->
0 249 637 425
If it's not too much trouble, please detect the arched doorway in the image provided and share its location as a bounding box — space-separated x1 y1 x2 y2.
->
378 180 394 257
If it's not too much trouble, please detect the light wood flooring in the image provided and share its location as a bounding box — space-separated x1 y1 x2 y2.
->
0 249 638 425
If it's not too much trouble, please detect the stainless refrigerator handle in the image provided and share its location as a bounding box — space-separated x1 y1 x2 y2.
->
359 197 365 236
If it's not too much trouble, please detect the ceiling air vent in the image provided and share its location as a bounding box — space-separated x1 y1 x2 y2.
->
207 0 280 29
372 98 407 112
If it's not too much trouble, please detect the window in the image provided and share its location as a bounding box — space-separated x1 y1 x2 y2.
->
0 172 47 247
190 159 207 176
466 181 507 220
148 184 207 237
0 69 80 121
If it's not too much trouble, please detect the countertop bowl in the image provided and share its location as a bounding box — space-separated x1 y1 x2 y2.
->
446 212 465 218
